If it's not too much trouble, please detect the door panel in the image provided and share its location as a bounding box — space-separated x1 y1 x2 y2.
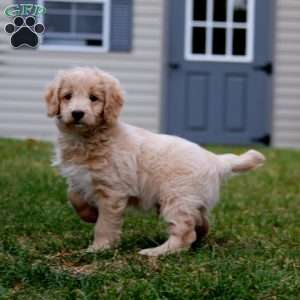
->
224 75 247 131
165 0 273 145
186 73 209 130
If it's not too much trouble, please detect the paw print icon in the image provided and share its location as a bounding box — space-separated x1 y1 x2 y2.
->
5 16 45 48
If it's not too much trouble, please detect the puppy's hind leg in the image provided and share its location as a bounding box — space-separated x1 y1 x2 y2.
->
68 191 98 223
139 207 198 257
195 208 209 241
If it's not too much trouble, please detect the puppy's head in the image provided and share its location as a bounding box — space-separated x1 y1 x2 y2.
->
45 67 124 131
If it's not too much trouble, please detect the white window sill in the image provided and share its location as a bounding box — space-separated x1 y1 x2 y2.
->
185 54 253 63
38 44 109 53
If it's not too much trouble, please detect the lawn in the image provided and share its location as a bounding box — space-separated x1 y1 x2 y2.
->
0 138 299 300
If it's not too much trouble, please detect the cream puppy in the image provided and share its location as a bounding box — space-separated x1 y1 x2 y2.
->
45 67 265 256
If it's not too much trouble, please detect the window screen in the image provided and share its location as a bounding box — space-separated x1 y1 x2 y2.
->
42 0 108 49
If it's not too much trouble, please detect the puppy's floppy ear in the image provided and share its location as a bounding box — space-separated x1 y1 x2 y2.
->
103 78 124 126
44 72 63 117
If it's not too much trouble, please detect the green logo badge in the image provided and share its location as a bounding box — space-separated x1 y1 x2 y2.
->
4 4 46 18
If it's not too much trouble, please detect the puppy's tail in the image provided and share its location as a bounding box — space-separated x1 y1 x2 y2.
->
218 150 265 180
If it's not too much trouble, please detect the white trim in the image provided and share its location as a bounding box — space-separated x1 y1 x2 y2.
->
37 0 111 52
185 0 255 63
184 54 252 62
184 0 194 59
247 0 255 63
184 0 193 58
39 44 109 53
226 0 234 56
206 0 213 55
41 0 109 3
191 21 248 29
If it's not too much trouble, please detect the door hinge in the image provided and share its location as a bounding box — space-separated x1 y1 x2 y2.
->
254 62 273 75
252 134 271 145
169 62 180 70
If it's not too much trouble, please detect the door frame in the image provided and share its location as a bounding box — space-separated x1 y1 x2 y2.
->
161 0 275 145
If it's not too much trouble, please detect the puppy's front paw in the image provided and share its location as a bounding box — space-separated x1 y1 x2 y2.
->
139 245 189 257
139 248 163 257
86 240 112 253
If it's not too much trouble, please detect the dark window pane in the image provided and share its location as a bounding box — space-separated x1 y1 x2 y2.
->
45 1 71 10
44 14 71 33
75 3 103 11
233 29 246 55
43 36 102 47
76 15 103 34
86 39 103 46
192 27 206 54
213 0 227 21
43 37 82 46
233 0 247 22
193 0 207 21
213 28 226 54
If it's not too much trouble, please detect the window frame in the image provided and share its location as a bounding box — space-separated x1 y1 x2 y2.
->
184 0 255 63
38 0 111 53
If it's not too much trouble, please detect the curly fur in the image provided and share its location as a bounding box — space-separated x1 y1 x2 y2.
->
45 67 265 256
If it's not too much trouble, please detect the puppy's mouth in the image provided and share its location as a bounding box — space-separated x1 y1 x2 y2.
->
70 120 87 128
57 117 87 128
74 122 85 128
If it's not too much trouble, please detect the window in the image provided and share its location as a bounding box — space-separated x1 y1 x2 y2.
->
185 0 255 62
39 0 110 52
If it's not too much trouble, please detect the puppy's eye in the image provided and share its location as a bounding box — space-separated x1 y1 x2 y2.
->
63 93 72 100
89 95 98 102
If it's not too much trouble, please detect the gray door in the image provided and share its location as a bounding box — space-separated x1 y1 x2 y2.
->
165 0 273 145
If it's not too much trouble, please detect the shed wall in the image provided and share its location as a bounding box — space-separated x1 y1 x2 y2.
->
273 0 300 148
0 0 164 140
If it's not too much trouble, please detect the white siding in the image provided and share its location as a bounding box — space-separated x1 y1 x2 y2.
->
0 0 164 140
273 0 300 148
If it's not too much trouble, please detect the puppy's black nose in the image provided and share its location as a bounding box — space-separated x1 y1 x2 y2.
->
72 110 84 122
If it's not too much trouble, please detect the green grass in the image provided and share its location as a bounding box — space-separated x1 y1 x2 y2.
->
0 138 299 300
